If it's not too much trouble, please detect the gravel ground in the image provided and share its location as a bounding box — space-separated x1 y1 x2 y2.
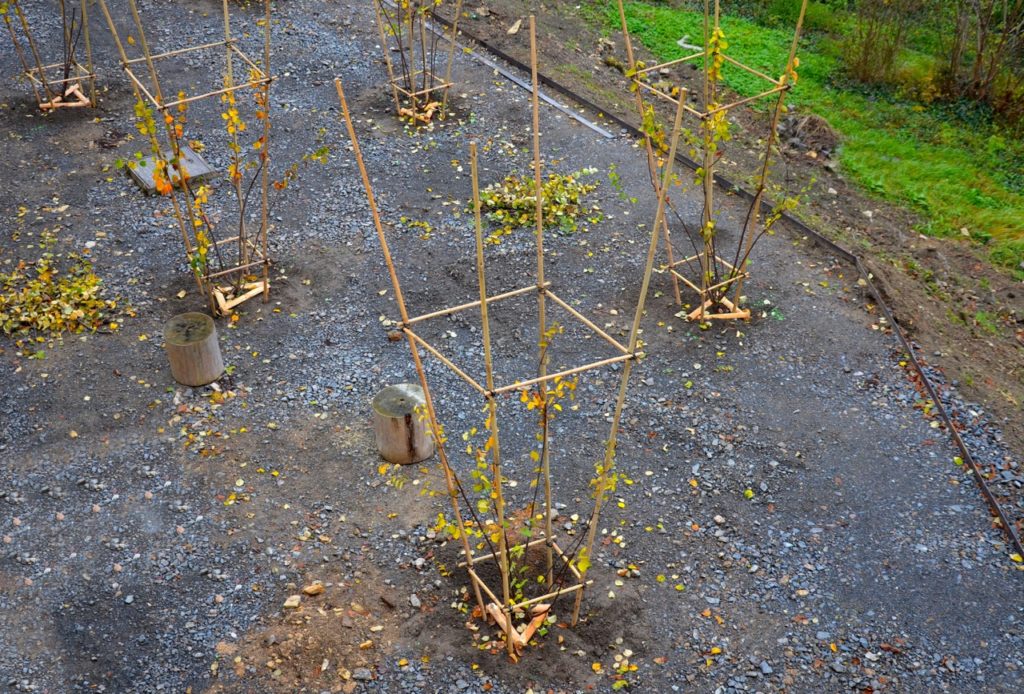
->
1 1 1021 692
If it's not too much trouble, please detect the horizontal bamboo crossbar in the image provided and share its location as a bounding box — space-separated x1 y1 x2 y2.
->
722 54 782 87
511 583 583 611
543 289 630 355
706 84 789 117
204 259 265 280
636 80 704 118
404 283 548 326
467 568 502 605
490 353 635 396
161 77 271 109
123 66 160 107
635 50 705 75
123 39 229 65
229 43 265 74
459 536 551 567
394 81 453 99
404 328 489 396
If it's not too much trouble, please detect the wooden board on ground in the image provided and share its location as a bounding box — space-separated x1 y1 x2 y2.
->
127 144 216 194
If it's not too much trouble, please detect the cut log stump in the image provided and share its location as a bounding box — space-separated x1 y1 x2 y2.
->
372 383 433 465
164 312 224 387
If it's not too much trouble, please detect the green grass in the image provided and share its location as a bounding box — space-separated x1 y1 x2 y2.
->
610 1 1024 275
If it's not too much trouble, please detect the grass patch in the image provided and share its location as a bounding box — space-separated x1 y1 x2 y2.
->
609 1 1024 276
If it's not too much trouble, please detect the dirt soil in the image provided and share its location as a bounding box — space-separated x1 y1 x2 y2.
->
1 1 1023 693
448 0 1024 466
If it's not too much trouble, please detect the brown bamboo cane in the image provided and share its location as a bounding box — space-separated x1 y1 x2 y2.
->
123 39 228 64
96 0 209 305
335 77 485 616
79 0 97 106
470 142 513 656
528 16 555 590
614 0 682 306
439 0 463 116
372 1 402 113
572 89 688 627
259 0 272 302
12 0 55 104
404 283 547 325
126 0 215 312
2 10 45 106
732 0 807 307
220 0 248 286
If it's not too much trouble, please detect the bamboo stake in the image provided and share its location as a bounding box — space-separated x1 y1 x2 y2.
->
543 290 631 356
79 0 96 106
403 329 489 397
722 53 782 86
3 11 45 107
122 39 229 65
158 79 270 110
615 0 682 305
336 77 485 615
733 0 807 306
572 88 688 627
404 283 548 325
372 1 401 113
490 354 634 397
259 0 272 301
635 50 706 75
440 0 463 115
12 0 54 103
96 0 207 302
470 141 513 657
528 16 555 591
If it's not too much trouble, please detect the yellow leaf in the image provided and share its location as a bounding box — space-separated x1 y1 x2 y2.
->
591 662 602 673
1011 553 1023 563
710 646 721 655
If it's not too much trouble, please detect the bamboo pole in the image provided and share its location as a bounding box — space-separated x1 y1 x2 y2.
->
705 84 788 118
722 53 783 87
403 329 489 396
259 0 272 301
404 283 548 325
12 0 54 103
122 39 229 65
372 0 402 113
440 0 463 115
635 50 706 75
96 0 207 303
543 290 631 356
79 0 96 106
615 0 682 306
470 141 513 656
336 77 485 615
572 88 688 627
733 0 807 306
528 16 555 591
3 10 45 106
490 354 633 397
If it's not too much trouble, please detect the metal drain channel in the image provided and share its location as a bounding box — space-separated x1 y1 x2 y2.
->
421 11 1023 558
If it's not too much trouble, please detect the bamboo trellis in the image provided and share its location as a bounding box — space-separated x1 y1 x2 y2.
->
2 0 96 110
338 16 688 659
96 0 274 315
372 0 463 123
617 0 808 321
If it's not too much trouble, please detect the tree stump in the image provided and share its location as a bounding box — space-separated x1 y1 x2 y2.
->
164 312 224 387
372 383 433 465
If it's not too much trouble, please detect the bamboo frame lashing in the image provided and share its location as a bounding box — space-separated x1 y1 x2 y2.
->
97 0 274 314
3 0 97 110
336 76 488 618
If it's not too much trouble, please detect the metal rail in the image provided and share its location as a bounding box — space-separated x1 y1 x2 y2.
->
426 11 1024 558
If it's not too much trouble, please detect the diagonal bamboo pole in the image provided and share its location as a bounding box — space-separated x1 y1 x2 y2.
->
2 8 45 107
259 0 272 301
732 0 807 307
614 0 682 306
572 88 688 627
439 0 463 116
79 0 97 106
470 142 514 656
11 0 55 103
528 16 555 589
335 77 485 616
